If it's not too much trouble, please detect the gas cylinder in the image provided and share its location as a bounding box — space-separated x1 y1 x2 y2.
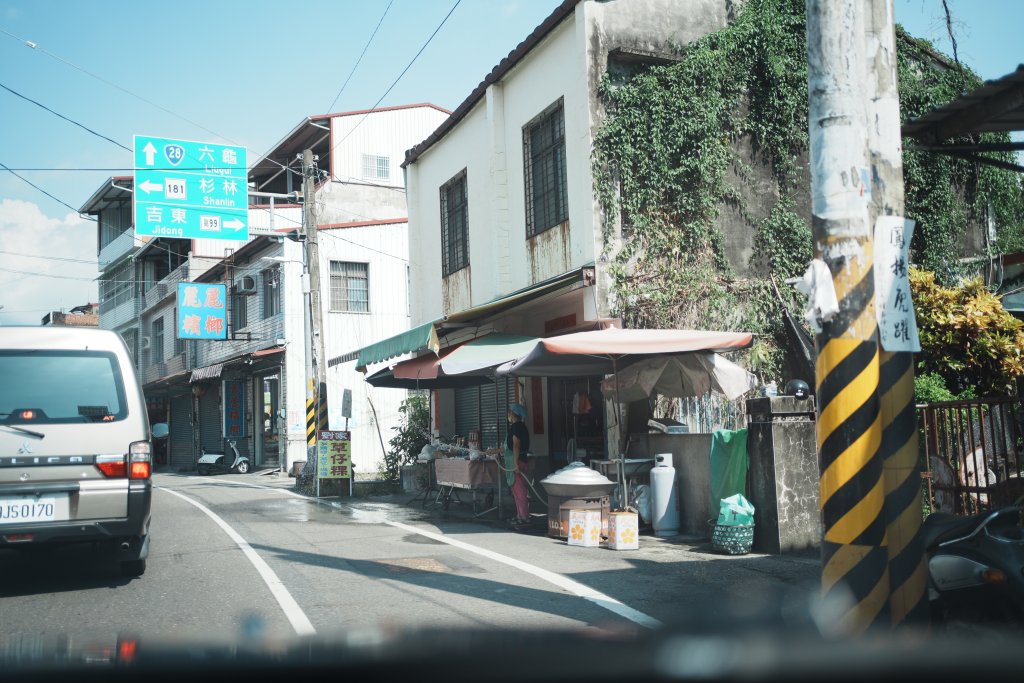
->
650 453 680 537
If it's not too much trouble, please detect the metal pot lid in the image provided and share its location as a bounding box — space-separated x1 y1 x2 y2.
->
540 462 615 487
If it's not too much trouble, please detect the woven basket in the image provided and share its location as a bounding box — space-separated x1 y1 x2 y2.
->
711 523 754 555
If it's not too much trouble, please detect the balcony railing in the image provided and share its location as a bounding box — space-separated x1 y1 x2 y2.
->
98 230 136 269
142 261 189 312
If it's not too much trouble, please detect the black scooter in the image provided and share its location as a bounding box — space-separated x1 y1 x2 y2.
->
924 505 1024 627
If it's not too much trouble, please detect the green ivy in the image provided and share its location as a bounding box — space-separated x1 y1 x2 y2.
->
592 0 1024 383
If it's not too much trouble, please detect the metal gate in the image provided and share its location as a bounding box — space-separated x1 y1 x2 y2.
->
198 384 222 452
919 397 1024 515
169 394 194 469
454 386 479 438
480 377 516 449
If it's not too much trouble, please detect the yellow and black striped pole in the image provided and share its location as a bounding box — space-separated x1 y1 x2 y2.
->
306 377 318 447
865 0 928 627
808 0 890 634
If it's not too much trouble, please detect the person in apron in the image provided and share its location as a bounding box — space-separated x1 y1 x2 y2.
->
505 403 531 525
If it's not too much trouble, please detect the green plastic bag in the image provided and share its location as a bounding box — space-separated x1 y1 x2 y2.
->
709 428 749 520
717 493 755 527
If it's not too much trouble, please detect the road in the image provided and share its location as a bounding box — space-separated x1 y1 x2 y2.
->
0 473 821 651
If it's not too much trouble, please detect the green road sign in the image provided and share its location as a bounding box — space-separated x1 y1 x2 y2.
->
133 135 248 241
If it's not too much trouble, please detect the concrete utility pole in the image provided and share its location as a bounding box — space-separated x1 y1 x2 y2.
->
864 0 928 627
806 0 890 634
302 149 326 461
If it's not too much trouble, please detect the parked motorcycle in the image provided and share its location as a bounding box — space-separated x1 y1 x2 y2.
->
197 439 251 475
924 505 1024 627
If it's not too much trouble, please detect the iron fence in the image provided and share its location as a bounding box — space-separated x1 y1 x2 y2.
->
918 397 1024 516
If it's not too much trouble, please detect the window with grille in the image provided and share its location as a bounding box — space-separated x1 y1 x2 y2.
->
523 99 568 237
330 261 369 313
440 170 469 276
99 261 134 313
151 318 164 363
361 154 390 181
231 287 248 330
173 309 186 356
262 268 280 319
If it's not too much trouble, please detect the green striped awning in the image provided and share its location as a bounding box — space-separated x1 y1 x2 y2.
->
351 320 441 371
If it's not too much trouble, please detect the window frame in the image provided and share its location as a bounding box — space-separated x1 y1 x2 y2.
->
231 285 248 331
523 98 569 238
151 317 165 364
329 261 370 313
262 268 280 319
361 153 390 182
439 169 469 277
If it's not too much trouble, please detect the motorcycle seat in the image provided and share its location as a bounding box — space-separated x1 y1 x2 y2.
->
921 512 982 548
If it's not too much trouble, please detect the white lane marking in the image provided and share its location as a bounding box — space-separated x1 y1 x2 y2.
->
385 520 663 630
183 477 663 630
157 486 316 637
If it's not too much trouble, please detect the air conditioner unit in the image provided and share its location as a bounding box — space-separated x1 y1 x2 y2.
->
140 336 152 350
237 275 258 295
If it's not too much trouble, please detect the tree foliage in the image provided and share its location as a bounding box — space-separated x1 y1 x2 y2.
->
909 267 1024 396
591 0 1024 384
379 393 430 483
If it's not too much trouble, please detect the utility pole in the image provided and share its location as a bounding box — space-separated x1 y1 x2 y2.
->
806 0 890 635
302 149 327 491
865 0 928 627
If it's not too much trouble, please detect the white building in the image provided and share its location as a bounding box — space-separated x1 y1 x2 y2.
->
82 103 448 475
355 0 732 467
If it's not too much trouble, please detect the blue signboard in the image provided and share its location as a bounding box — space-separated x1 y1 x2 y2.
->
134 135 248 241
176 283 227 340
223 380 246 439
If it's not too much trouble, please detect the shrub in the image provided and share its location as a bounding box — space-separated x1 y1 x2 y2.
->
379 393 430 483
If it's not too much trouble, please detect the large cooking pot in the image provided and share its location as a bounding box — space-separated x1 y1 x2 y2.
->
540 462 616 499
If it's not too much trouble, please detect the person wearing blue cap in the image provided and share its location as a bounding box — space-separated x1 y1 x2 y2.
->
506 403 531 526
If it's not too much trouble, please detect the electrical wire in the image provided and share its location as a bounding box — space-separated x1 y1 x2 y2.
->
0 249 97 264
0 160 97 219
325 1 394 114
0 81 131 152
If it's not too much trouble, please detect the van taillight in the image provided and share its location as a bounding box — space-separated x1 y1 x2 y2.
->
96 455 127 478
129 441 152 480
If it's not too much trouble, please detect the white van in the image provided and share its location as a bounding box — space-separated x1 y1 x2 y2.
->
0 327 158 576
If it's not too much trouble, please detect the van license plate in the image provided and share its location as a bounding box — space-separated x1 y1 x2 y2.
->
0 494 69 524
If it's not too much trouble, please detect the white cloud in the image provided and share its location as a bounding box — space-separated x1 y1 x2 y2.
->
0 199 98 325
500 1 523 18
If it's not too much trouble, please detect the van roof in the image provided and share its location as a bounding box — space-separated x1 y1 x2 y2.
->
0 327 129 354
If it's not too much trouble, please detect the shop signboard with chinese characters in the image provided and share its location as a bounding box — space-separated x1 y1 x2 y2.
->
177 283 227 340
223 380 246 438
133 135 248 241
317 430 352 479
874 217 921 352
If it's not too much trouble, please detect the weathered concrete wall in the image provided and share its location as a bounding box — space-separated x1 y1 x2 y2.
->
746 396 821 554
629 432 714 536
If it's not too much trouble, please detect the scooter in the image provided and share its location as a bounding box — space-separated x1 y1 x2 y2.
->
197 439 251 475
924 505 1024 627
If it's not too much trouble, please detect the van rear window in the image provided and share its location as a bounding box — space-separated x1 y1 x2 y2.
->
0 351 128 424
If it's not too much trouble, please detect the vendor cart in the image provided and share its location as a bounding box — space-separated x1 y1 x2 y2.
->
433 456 501 517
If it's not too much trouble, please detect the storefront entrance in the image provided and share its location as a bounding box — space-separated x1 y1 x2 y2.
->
257 373 281 467
547 375 606 468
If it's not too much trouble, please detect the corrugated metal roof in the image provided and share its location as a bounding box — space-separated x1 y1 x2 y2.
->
903 65 1024 142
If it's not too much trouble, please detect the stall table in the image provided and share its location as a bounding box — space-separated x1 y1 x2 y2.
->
433 457 501 517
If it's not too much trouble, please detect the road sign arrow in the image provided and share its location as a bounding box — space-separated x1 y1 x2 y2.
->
224 218 245 231
138 179 163 194
143 141 157 166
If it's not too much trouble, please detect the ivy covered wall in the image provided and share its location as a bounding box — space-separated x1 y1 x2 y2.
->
591 0 1024 383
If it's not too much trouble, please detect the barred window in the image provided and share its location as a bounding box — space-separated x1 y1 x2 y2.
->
523 99 568 237
330 261 369 313
362 154 390 181
440 170 469 276
173 309 186 357
262 268 280 319
151 317 165 364
231 286 248 330
99 261 134 313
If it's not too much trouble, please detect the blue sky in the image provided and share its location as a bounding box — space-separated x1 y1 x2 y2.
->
0 0 1020 324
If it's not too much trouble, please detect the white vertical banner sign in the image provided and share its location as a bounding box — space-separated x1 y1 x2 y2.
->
874 216 921 352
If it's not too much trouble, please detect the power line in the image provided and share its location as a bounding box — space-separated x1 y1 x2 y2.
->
0 81 131 152
0 249 96 265
0 160 97 219
318 228 408 263
326 1 394 113
299 0 464 172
